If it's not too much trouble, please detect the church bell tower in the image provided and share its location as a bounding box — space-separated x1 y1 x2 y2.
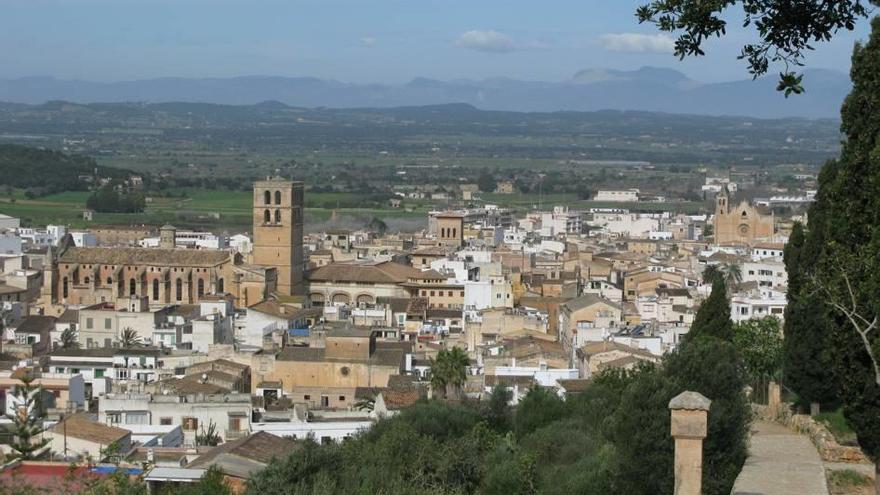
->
252 178 305 296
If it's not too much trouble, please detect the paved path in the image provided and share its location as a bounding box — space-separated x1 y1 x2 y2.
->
731 420 829 495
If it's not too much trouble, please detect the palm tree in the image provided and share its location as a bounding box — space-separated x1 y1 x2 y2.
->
59 328 79 349
118 327 142 348
721 262 743 291
429 347 470 400
702 264 723 285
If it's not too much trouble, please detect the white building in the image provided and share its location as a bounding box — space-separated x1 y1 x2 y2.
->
595 189 640 202
742 260 787 289
730 288 787 323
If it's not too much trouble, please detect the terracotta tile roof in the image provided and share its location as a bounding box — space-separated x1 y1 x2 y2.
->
50 414 130 445
308 261 420 284
188 431 296 469
59 247 230 267
380 388 421 410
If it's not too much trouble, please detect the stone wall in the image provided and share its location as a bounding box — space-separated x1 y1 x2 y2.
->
753 403 870 464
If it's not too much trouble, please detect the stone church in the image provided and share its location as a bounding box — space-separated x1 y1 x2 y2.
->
713 185 774 246
38 178 305 315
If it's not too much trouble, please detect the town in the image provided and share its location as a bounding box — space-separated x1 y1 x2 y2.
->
0 171 802 491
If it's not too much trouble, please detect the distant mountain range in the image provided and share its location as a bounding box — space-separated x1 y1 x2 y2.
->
0 67 851 119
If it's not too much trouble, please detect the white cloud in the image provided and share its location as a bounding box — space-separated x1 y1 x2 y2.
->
361 37 377 47
456 30 518 53
599 33 674 53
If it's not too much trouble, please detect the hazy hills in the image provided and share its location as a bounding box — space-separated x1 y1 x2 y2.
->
0 67 850 119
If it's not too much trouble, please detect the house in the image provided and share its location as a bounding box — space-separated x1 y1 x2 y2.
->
184 432 297 492
575 341 659 379
46 414 132 461
558 294 622 364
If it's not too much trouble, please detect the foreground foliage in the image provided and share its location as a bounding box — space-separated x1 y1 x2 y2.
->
246 339 749 494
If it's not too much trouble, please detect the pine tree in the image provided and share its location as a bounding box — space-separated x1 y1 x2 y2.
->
7 374 50 460
687 279 733 343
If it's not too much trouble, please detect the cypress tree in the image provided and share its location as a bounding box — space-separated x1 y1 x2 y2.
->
687 279 733 343
782 222 838 409
806 16 880 476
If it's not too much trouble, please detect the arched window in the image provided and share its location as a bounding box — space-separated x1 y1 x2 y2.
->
84 277 90 285
175 278 183 301
152 279 159 301
217 278 224 294
275 190 282 204
274 209 281 223
62 277 68 298
264 209 271 223
129 279 136 296
197 279 205 297
264 190 271 205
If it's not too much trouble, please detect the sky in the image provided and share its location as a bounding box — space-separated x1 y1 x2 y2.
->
0 0 872 83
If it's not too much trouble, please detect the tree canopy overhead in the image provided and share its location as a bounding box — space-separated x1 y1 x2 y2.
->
637 0 877 95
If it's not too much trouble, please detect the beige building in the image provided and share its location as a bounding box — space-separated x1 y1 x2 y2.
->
434 212 464 248
713 185 774 246
558 294 623 364
252 178 305 296
261 330 405 404
307 261 421 307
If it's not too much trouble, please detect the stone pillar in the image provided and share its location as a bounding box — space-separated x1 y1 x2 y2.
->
768 381 781 417
669 391 711 495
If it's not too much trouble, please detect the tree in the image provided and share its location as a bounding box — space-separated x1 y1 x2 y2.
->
118 328 142 348
687 279 733 342
477 173 495 193
195 420 222 447
702 264 723 285
720 262 743 291
783 221 838 411
59 328 79 349
513 387 567 439
429 347 470 399
636 0 876 94
733 316 783 381
6 374 50 460
796 17 880 490
481 385 513 433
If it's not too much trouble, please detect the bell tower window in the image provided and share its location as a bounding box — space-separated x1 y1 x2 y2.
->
264 191 271 205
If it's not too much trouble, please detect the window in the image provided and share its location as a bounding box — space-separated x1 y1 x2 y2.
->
86 318 94 329
62 277 68 298
95 369 105 378
430 291 435 296
104 318 112 330
217 278 224 293
264 190 271 205
421 290 427 296
152 279 159 301
321 396 329 407
129 279 136 296
84 276 90 285
182 417 199 431
264 209 271 223
107 277 112 285
338 396 346 402
275 190 282 204
274 209 281 223
176 278 183 301
126 412 148 425
229 417 242 431
160 417 173 425
197 279 205 297
107 413 121 425
321 436 332 445
460 291 465 297
304 394 311 401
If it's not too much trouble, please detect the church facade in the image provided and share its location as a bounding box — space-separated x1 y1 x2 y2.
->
713 185 774 246
37 179 308 314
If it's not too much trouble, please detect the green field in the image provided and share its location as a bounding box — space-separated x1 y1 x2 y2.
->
0 187 707 232
0 189 428 232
